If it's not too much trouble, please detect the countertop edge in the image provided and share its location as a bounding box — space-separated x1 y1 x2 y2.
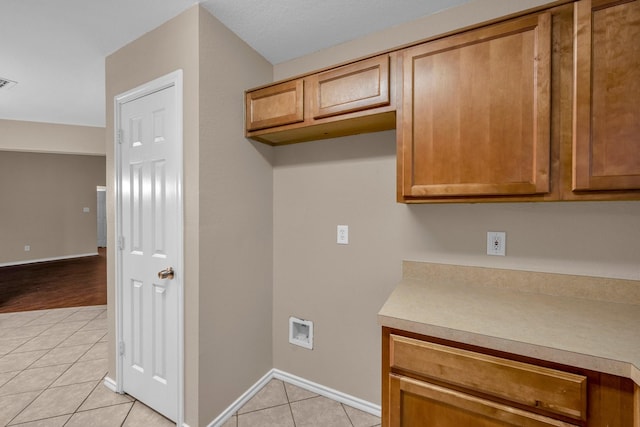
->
378 313 640 387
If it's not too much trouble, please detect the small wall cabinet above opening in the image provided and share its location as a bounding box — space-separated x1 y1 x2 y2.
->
244 53 396 145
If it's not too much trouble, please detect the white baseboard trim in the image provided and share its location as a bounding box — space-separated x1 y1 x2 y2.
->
207 370 274 427
272 369 381 417
103 376 117 393
207 369 381 427
0 252 99 268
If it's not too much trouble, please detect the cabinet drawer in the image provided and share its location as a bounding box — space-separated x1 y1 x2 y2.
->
390 335 587 420
311 55 390 119
390 374 578 427
245 80 304 131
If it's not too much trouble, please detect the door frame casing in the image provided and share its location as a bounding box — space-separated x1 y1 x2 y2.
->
113 69 184 426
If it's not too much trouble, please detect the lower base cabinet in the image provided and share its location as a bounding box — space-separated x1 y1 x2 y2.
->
390 374 577 427
382 328 638 427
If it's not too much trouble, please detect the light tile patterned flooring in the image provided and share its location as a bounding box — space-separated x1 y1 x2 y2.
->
222 379 381 427
0 305 173 426
0 305 381 427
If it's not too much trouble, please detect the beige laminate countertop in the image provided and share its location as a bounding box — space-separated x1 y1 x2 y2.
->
378 262 640 386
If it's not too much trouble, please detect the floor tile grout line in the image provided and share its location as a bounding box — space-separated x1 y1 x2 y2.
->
9 412 71 427
234 390 323 417
10 411 74 426
0 370 21 389
287 395 320 405
118 400 137 427
288 402 297 427
237 401 291 416
6 380 51 426
72 376 103 416
340 403 355 427
0 361 76 400
14 317 83 370
282 380 297 427
30 347 80 391
42 378 104 391
7 379 105 426
5 314 97 357
23 308 77 328
75 400 135 414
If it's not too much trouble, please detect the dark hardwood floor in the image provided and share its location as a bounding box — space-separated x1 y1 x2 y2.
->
0 248 106 313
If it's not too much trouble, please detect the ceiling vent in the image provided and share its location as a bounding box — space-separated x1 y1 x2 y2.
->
0 78 17 90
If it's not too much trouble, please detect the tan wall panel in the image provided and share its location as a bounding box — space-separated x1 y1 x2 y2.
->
0 151 106 263
0 119 105 155
197 7 274 425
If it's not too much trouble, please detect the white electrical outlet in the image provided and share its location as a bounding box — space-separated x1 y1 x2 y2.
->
337 225 349 244
24 245 31 252
487 231 506 256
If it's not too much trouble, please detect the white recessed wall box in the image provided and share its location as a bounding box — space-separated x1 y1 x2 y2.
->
289 316 313 350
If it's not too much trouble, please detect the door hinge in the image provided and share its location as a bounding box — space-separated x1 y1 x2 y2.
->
117 129 123 144
119 341 125 356
117 236 125 251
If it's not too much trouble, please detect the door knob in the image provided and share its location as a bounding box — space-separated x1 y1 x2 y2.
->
158 267 175 280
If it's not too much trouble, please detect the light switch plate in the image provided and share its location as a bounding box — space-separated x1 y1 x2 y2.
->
337 225 349 244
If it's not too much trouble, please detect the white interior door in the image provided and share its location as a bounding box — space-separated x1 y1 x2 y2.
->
116 72 183 423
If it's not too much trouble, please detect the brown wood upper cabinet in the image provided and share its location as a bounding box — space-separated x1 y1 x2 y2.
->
310 55 390 119
244 0 640 202
246 79 304 131
397 12 552 201
245 54 395 145
573 0 640 191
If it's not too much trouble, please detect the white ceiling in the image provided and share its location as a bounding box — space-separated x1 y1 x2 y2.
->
0 0 470 128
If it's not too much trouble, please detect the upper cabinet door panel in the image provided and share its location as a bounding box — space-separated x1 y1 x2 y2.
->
399 13 551 199
311 55 390 119
245 80 304 131
573 0 640 191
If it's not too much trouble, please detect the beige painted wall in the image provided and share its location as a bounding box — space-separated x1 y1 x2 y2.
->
271 0 640 407
106 6 273 426
0 151 106 264
197 8 274 426
0 119 105 155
